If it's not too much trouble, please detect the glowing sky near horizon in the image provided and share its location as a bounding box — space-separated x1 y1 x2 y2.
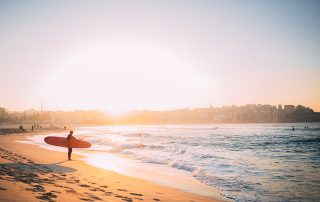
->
0 0 320 113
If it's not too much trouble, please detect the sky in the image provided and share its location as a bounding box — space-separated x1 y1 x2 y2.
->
0 0 319 113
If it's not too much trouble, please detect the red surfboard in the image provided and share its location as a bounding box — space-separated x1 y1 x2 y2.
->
44 136 91 148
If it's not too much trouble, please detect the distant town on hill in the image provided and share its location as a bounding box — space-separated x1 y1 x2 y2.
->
1 104 320 125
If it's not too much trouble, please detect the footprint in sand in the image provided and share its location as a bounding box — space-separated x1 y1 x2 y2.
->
88 195 102 200
104 191 113 196
65 189 78 194
26 185 46 192
95 187 106 192
0 186 7 190
115 194 133 201
7 170 15 176
43 192 58 198
153 198 161 201
99 185 108 188
44 179 55 184
89 188 99 192
36 192 57 201
79 198 94 201
79 184 90 188
130 193 143 196
117 188 128 192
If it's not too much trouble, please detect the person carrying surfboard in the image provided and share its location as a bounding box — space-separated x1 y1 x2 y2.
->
67 130 75 160
44 133 91 157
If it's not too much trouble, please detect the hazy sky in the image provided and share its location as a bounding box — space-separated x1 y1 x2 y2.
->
1 0 319 113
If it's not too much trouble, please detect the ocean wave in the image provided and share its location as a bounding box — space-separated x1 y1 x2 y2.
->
200 154 215 159
180 127 220 130
143 158 168 165
89 145 114 152
122 132 152 137
308 127 320 131
289 137 320 143
146 144 165 150
86 138 113 146
193 172 256 201
168 161 197 172
108 143 146 152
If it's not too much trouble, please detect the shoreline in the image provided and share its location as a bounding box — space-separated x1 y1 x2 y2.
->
0 131 226 202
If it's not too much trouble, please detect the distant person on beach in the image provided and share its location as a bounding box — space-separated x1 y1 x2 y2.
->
67 130 75 160
19 125 25 131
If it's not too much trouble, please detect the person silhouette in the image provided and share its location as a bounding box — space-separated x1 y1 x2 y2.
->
67 130 75 160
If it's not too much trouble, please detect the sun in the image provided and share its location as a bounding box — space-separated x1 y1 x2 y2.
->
37 41 211 112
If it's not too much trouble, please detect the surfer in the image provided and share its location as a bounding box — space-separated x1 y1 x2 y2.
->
67 130 75 160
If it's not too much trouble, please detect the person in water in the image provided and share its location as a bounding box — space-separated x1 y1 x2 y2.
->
67 130 75 160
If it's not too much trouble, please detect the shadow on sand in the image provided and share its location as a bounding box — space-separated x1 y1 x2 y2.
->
0 162 76 186
52 160 70 165
0 162 76 174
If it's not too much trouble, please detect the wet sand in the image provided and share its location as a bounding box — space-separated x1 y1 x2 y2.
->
0 132 225 202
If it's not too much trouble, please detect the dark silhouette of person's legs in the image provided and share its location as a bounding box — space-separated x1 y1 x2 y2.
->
68 148 72 160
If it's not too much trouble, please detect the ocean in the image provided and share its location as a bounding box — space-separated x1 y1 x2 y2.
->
26 123 320 201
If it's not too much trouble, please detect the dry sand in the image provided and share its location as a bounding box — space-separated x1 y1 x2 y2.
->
0 131 225 202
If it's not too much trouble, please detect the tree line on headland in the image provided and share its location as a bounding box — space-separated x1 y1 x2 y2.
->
1 104 319 125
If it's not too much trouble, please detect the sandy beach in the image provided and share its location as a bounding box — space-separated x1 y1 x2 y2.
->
0 131 224 202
